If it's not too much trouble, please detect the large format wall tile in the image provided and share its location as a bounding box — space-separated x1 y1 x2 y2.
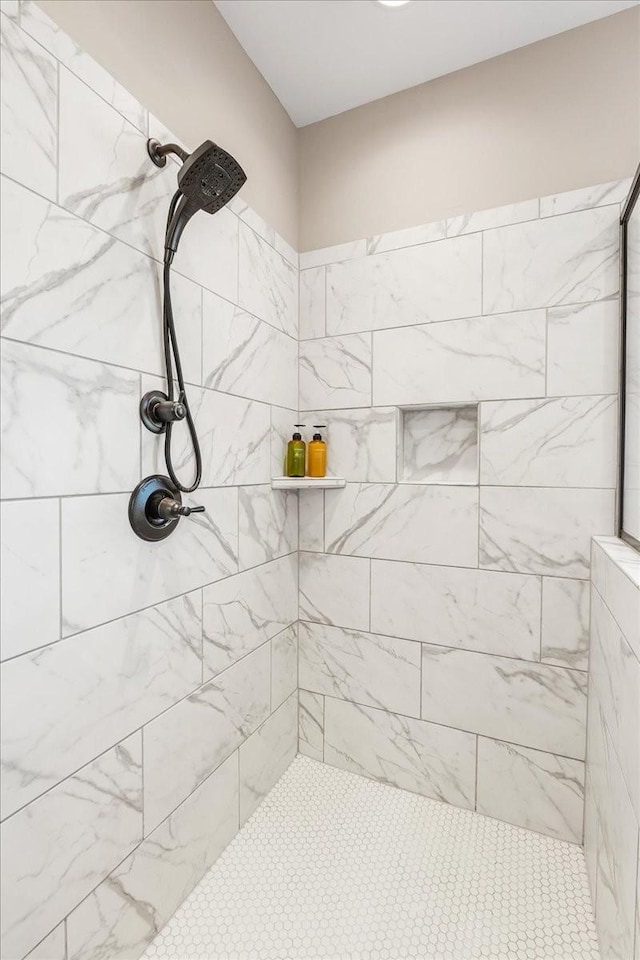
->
202 553 297 678
326 233 481 334
299 333 372 410
66 754 238 960
298 690 324 761
373 311 546 406
61 487 238 633
1 593 201 818
239 692 297 823
302 407 397 482
239 224 297 339
299 621 421 718
325 483 478 566
541 577 590 670
299 266 325 340
483 206 619 313
370 561 540 660
143 643 270 833
480 486 615 579
324 697 476 810
1 339 139 499
24 924 66 960
366 219 446 255
591 537 640 661
271 624 298 710
539 179 630 218
238 485 298 570
299 552 370 631
547 300 619 398
446 198 539 236
1 735 142 960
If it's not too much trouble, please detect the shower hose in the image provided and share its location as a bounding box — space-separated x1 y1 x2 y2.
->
162 189 203 493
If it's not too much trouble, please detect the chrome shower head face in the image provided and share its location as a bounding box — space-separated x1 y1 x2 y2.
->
177 140 247 215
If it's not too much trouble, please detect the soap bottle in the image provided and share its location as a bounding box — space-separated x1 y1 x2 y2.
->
286 425 306 478
308 425 327 478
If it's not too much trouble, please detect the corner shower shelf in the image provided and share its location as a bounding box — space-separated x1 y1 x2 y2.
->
271 476 346 490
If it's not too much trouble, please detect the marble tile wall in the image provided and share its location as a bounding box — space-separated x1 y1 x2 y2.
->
298 176 628 852
0 6 298 959
585 537 640 960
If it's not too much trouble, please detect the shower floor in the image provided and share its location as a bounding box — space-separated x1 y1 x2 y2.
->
143 755 599 960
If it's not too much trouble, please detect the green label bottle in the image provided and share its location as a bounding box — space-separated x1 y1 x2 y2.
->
286 426 306 478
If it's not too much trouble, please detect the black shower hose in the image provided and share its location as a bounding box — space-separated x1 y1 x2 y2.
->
162 190 202 493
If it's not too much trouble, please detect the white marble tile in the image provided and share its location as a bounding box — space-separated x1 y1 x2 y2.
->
0 1 19 20
61 487 237 634
299 552 370 631
25 924 66 960
592 537 640 661
541 577 590 670
299 239 367 270
238 485 298 570
299 621 421 718
1 340 139 498
238 224 297 339
20 0 146 132
540 179 632 218
400 405 478 484
143 644 269 834
583 775 599 906
366 219 446 255
324 697 476 810
446 198 539 236
271 624 298 710
480 486 615 579
299 490 325 553
173 201 239 304
325 483 478 567
234 202 275 248
480 395 618 487
299 267 326 340
371 561 541 660
239 693 297 824
202 554 297 678
547 300 619 397
0 735 142 960
0 14 56 199
270 406 298 478
483 206 619 313
274 232 298 269
298 690 324 761
0 499 59 661
66 753 238 960
202 293 298 409
303 407 397 483
326 234 481 335
1 593 201 818
476 738 584 843
373 310 546 407
299 333 371 410
422 644 587 759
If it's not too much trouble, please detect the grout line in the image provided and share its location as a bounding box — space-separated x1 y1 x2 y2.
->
55 59 60 205
57 497 63 643
474 735 479 810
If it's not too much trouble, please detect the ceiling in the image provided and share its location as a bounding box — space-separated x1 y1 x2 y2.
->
214 0 639 126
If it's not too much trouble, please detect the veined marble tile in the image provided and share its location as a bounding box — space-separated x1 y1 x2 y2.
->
20 0 146 132
541 578 590 670
547 300 619 398
239 693 297 824
479 486 614 579
1 339 139 498
299 552 370 631
61 487 237 634
0 14 56 199
326 233 481 335
421 645 587 759
0 734 142 960
202 293 298 409
480 396 618 487
0 1 19 20
66 753 238 960
400 405 478 484
234 202 275 248
483 206 619 313
173 201 239 304
238 485 298 570
373 311 546 407
476 738 584 843
271 624 298 710
370 561 540 660
583 775 599 906
366 219 446 255
298 621 421 718
141 377 271 487
143 643 269 833
299 239 367 270
0 498 59 661
446 198 539 236
303 407 397 482
1 593 201 818
596 828 638 960
592 537 640 661
270 405 298 477
24 924 66 960
298 690 324 761
238 223 297 339
324 698 476 810
274 232 298 269
299 333 371 410
325 483 478 567
299 266 326 340
540 179 632 218
202 554 297 678
299 489 324 552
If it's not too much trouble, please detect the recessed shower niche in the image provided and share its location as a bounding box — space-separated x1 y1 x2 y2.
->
398 404 479 484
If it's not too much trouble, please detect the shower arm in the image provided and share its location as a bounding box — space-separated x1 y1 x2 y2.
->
147 138 190 168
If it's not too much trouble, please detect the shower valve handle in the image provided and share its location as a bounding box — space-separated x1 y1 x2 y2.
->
153 399 186 423
156 497 205 521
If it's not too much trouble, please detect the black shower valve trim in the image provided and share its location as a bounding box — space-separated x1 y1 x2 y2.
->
140 390 186 434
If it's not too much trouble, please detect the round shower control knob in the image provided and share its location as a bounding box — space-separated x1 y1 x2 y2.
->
128 475 206 541
139 390 186 434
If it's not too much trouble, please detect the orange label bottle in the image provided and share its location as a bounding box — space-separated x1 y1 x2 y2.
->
308 428 327 478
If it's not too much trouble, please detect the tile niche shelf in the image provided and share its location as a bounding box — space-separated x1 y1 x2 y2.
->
398 403 479 484
271 476 346 490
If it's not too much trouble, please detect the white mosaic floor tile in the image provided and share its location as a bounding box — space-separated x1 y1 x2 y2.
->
143 755 599 960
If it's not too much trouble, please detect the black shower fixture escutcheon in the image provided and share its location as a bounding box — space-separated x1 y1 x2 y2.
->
129 475 205 542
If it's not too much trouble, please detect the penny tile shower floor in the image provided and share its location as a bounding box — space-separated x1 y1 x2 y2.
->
143 756 599 960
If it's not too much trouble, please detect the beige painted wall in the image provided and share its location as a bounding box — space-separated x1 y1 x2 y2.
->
38 0 299 246
299 7 640 251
